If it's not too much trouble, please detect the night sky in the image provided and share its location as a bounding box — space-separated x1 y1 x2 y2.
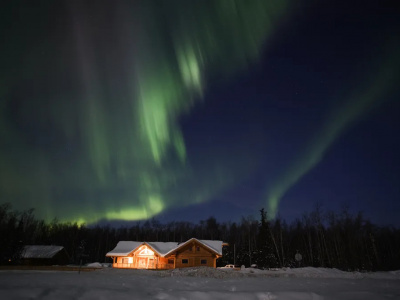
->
1 1 399 226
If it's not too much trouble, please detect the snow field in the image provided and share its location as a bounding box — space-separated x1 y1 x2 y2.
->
0 267 399 299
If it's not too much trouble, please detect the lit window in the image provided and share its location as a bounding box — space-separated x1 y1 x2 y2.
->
138 247 154 256
122 258 132 264
182 259 188 264
201 259 207 264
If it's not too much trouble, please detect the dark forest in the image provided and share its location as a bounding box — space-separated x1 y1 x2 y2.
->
1 203 399 271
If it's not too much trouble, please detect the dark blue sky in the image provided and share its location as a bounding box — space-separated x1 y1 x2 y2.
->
163 1 400 226
1 0 399 226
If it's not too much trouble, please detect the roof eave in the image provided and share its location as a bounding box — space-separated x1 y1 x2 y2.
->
106 242 145 257
142 242 164 257
164 238 221 257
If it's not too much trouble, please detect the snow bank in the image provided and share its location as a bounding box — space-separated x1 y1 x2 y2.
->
160 267 246 278
85 262 103 268
158 266 400 280
84 262 112 268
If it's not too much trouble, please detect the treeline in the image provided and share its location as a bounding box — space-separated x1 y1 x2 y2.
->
1 202 399 271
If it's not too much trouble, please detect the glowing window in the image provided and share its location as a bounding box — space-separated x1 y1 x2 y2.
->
138 247 154 256
122 257 133 264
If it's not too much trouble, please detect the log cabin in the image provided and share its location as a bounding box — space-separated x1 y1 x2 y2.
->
106 238 224 269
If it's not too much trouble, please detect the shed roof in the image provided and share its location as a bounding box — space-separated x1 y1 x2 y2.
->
21 245 65 259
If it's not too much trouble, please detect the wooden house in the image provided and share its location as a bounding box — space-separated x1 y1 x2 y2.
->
106 238 224 269
21 245 69 265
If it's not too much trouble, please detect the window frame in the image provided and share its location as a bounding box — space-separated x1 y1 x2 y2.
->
122 258 130 264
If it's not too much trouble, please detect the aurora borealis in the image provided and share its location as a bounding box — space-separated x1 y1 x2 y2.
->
266 42 400 218
1 1 400 226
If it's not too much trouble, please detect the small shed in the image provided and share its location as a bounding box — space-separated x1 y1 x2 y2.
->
21 245 69 265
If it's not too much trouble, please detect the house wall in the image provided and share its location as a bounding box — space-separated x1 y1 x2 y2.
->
112 244 177 269
174 242 216 268
110 240 221 269
113 256 135 268
158 257 174 269
53 250 70 265
113 256 175 269
21 258 51 266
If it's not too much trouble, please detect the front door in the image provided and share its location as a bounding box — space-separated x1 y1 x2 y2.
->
148 258 154 269
138 257 147 268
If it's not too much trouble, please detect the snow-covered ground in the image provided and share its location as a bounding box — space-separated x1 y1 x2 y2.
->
1 266 399 299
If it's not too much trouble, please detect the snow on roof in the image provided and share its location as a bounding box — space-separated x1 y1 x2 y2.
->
147 242 179 256
199 240 223 256
21 245 65 259
106 241 143 256
106 239 224 257
163 238 223 257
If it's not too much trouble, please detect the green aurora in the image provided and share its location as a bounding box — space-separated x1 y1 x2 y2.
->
2 1 398 225
266 43 400 218
0 1 287 224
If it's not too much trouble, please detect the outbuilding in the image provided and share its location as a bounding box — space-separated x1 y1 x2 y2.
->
21 245 69 265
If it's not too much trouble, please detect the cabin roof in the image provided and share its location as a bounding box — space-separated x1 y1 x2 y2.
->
106 241 143 256
146 242 179 256
21 245 65 259
164 238 223 256
106 239 224 257
198 239 223 256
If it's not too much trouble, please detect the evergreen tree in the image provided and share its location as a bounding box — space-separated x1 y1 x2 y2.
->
255 208 279 269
